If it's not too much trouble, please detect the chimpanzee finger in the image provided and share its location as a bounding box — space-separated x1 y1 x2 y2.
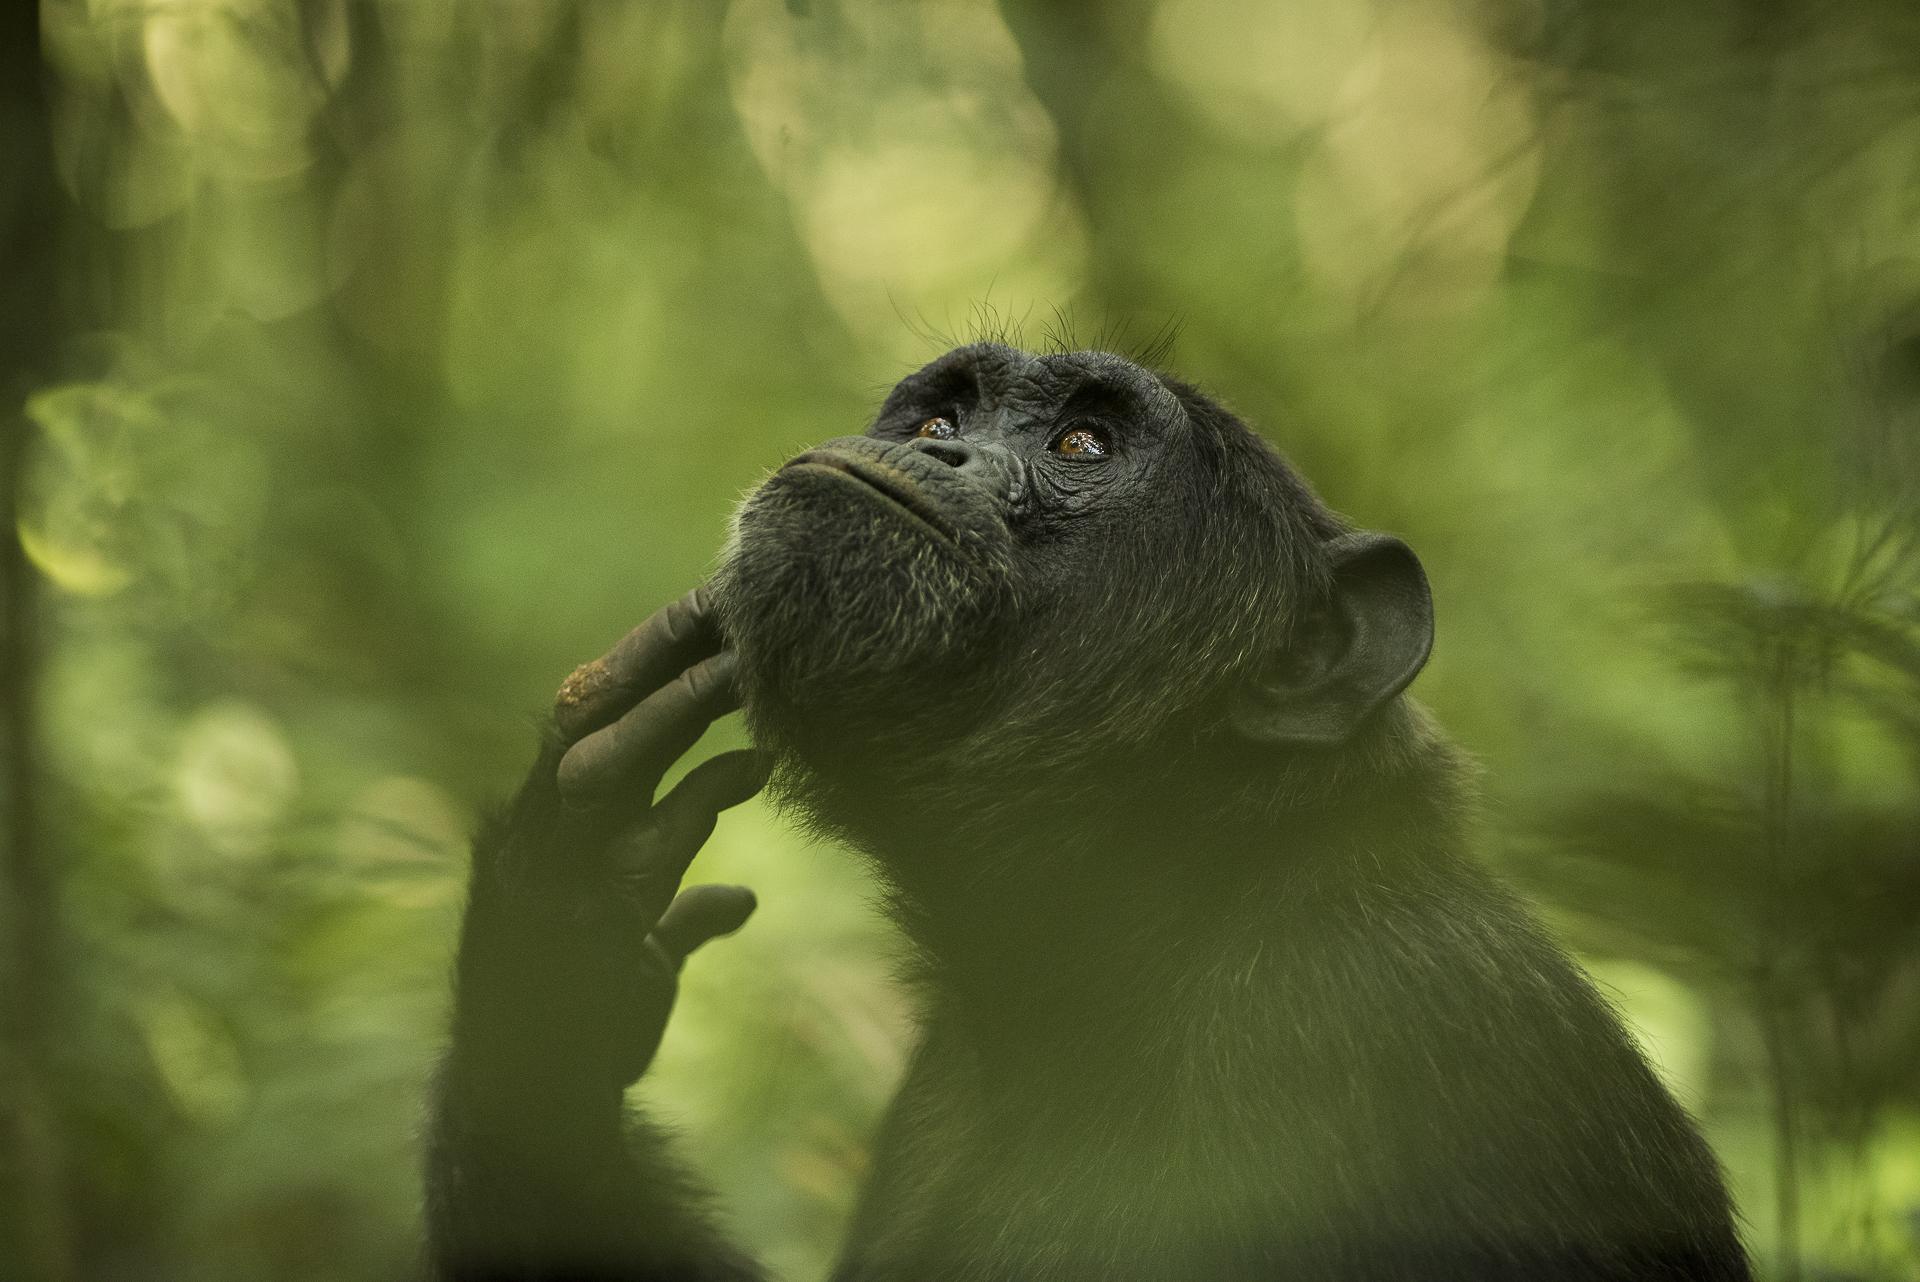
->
652 884 758 968
556 651 741 804
650 747 771 850
606 752 771 921
602 750 769 908
553 586 723 744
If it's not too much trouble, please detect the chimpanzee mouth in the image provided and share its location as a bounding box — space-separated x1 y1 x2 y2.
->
783 453 958 543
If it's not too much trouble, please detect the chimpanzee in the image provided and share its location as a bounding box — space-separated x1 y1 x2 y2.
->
426 343 1751 1281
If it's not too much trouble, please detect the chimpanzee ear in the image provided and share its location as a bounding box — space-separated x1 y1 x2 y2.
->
1229 532 1434 747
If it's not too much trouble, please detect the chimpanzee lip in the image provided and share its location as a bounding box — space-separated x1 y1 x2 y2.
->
784 452 959 543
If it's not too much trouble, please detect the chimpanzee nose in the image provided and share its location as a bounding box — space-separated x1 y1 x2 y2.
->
909 437 976 470
907 437 1026 506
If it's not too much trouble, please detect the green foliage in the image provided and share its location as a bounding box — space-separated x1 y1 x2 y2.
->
12 0 1920 1277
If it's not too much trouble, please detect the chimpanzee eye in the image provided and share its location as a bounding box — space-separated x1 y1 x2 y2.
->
915 416 958 440
1053 426 1110 458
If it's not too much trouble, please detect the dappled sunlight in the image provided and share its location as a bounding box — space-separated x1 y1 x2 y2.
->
1150 0 1375 139
174 701 300 860
1293 1 1540 318
725 0 1086 349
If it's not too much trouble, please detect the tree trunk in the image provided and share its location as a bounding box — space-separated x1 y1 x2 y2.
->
0 3 74 1278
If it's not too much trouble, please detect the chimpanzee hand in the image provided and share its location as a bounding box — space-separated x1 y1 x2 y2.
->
453 587 766 1094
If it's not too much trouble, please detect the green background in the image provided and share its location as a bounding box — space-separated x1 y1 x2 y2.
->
5 1 1920 1278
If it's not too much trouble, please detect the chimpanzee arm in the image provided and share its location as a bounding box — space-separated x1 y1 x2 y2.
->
426 589 771 1282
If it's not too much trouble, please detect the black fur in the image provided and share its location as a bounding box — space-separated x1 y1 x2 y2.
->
428 344 1750 1280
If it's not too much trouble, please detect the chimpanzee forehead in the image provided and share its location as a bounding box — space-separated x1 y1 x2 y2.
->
890 343 1185 428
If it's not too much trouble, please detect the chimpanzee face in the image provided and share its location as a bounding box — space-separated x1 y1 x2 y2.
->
711 341 1426 831
859 343 1203 598
711 344 1220 775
